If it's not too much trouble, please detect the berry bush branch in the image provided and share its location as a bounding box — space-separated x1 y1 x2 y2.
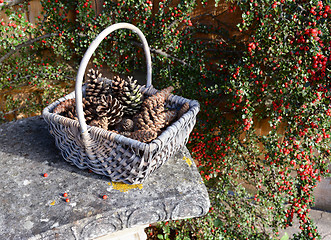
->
0 0 28 8
131 41 190 67
0 33 58 64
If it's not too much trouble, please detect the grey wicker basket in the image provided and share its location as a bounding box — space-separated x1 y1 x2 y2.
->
42 23 199 184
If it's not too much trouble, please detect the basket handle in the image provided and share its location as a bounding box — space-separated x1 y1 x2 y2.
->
75 23 152 133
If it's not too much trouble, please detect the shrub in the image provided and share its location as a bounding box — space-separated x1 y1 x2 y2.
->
164 0 330 239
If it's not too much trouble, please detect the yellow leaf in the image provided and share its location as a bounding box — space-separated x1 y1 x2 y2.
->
183 156 192 167
112 182 143 192
50 200 55 206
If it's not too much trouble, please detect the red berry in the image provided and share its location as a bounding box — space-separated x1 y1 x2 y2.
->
43 173 48 177
65 198 70 202
102 195 108 199
63 193 68 197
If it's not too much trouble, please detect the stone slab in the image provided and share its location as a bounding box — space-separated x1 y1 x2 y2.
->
0 116 210 240
94 225 148 240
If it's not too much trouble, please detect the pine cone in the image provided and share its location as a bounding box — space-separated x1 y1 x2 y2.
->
53 99 77 120
90 117 108 130
120 131 132 137
121 118 134 132
112 76 143 116
85 69 111 98
159 86 174 100
130 130 158 143
164 110 177 125
111 75 126 95
133 111 151 131
53 98 74 114
96 95 124 126
142 86 174 113
67 110 77 120
134 109 166 134
178 102 190 118
87 68 102 80
134 86 174 133
83 97 98 123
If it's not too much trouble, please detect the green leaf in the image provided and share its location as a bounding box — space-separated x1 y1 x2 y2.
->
214 218 223 227
157 234 164 239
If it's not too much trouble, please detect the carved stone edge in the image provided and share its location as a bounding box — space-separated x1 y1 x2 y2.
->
28 194 210 240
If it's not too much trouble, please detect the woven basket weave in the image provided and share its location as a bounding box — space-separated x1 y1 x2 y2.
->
42 23 199 184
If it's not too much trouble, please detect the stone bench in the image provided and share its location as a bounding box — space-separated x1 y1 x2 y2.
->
0 116 210 239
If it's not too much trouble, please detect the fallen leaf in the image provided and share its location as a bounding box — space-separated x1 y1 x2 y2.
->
112 182 143 192
183 156 192 167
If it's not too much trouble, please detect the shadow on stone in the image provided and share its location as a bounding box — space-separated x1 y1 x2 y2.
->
0 116 110 182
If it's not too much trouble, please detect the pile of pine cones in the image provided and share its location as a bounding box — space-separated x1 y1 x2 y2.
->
53 69 190 143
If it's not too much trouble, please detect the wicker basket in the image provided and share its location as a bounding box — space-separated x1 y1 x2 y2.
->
42 23 199 184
